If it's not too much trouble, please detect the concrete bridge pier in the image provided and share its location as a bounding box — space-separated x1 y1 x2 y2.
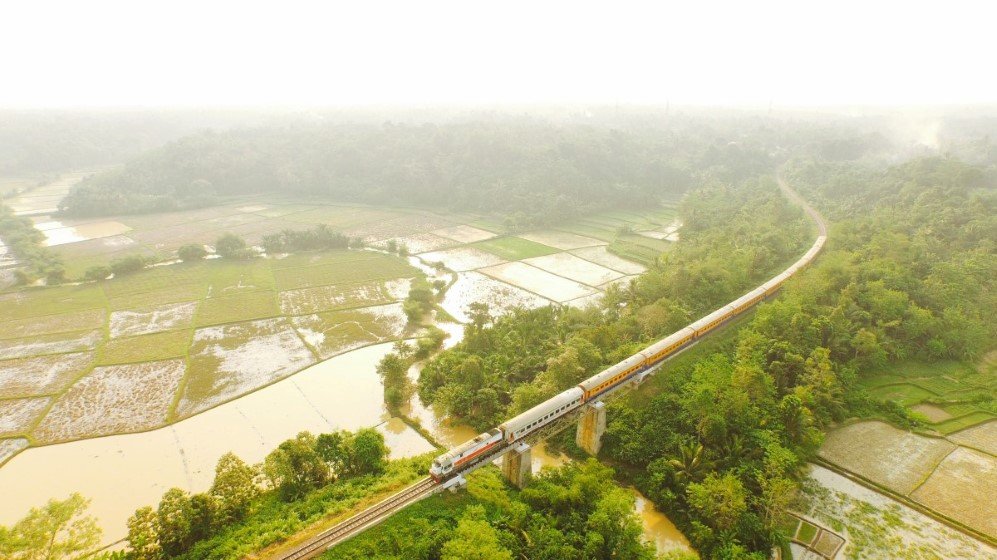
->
575 401 607 456
501 442 532 488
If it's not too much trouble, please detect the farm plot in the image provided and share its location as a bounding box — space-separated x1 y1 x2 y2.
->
0 397 51 437
175 318 317 418
40 221 132 247
279 279 410 316
431 224 496 243
949 420 997 455
195 291 280 326
109 301 198 338
292 304 408 359
0 352 94 397
0 330 103 361
523 253 624 287
479 261 598 303
470 237 558 261
417 247 505 272
569 245 647 274
203 259 277 296
803 465 995 559
273 252 417 290
441 272 552 323
912 447 997 537
0 438 28 465
518 230 605 250
97 330 191 365
2 308 106 340
0 285 105 321
818 421 956 494
32 359 186 443
374 233 457 254
342 212 457 242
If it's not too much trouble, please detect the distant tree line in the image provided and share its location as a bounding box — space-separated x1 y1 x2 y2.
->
57 120 773 226
0 204 66 285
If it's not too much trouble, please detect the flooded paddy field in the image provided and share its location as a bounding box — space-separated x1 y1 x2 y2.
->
2 170 99 215
818 419 997 539
0 193 679 547
801 464 995 559
0 343 435 545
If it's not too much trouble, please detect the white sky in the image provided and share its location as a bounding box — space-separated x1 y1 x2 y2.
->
1 0 994 108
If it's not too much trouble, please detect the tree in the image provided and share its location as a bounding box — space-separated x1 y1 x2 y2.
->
440 506 512 560
126 506 161 560
345 428 388 476
209 453 258 524
177 244 207 262
376 352 411 409
156 488 194 556
215 233 248 259
262 432 329 501
0 493 101 560
686 473 748 533
110 255 147 276
83 265 112 282
315 431 348 474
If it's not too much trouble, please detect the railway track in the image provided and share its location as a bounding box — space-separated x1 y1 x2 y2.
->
272 477 438 560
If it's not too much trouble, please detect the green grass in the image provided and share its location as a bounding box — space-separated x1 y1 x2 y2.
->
860 359 995 433
0 285 106 321
867 383 938 405
932 412 996 434
274 254 417 291
324 491 477 559
607 237 666 266
195 291 281 326
555 224 618 242
98 329 191 365
202 259 277 294
796 521 819 544
471 236 559 260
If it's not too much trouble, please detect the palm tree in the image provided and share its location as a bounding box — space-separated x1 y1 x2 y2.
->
667 441 707 483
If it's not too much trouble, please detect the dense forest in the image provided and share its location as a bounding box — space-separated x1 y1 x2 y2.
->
409 156 995 558
57 119 773 225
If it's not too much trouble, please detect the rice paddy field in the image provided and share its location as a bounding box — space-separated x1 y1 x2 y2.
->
0 173 678 464
818 420 997 539
857 359 995 435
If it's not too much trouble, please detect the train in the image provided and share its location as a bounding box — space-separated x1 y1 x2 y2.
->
429 230 827 482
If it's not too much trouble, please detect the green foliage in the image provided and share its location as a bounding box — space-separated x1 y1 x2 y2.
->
83 265 112 281
123 428 393 558
214 233 249 259
0 203 64 283
419 177 810 432
260 225 352 253
403 278 435 322
58 120 771 225
110 254 148 276
327 461 657 560
0 493 102 560
176 244 207 262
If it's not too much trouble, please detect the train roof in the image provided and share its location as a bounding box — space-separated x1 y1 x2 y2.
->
499 387 583 434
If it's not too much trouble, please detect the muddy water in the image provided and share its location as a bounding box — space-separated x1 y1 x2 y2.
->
632 489 695 554
0 343 435 545
33 220 132 246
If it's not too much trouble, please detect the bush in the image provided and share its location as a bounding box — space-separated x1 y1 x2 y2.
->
83 266 112 282
110 255 147 276
215 233 253 259
177 244 207 262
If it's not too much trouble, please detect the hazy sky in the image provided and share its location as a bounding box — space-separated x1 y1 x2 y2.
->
2 0 994 108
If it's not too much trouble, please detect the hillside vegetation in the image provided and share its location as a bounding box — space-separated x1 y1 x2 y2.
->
58 119 771 226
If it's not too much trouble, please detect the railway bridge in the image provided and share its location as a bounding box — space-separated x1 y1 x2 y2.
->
268 176 828 560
